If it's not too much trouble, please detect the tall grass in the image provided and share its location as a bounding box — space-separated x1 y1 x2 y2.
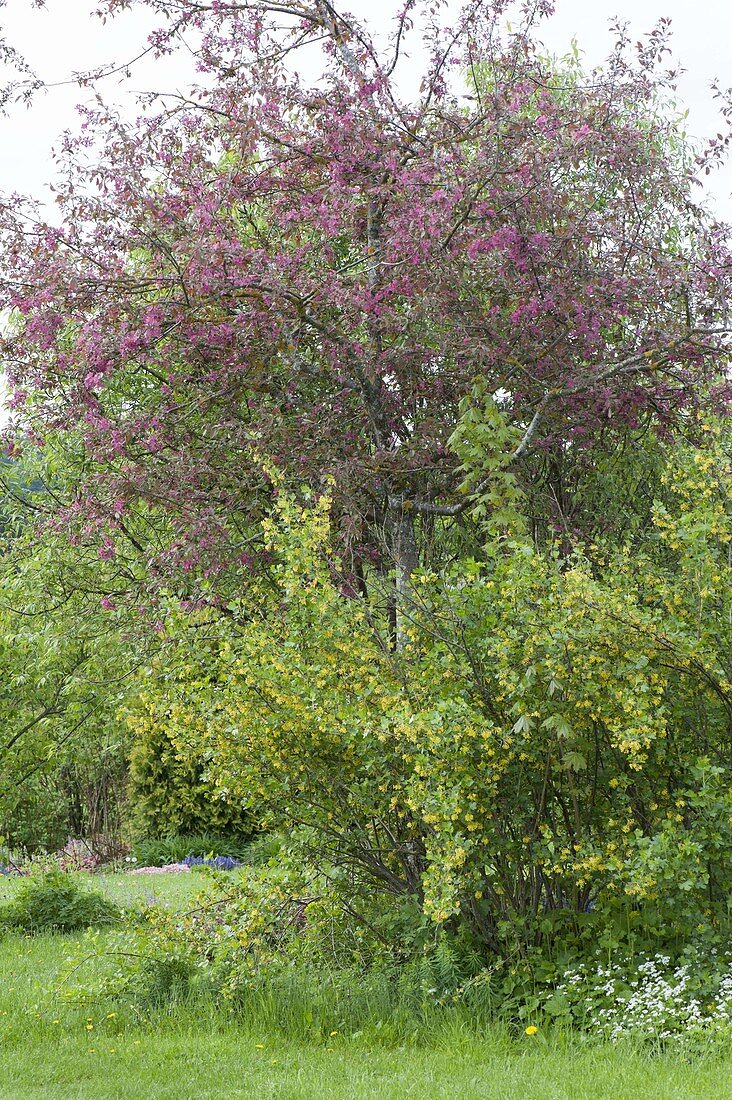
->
1 874 732 1098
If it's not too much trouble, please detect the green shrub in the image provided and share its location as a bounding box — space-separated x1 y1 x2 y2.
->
120 430 732 966
238 832 283 866
126 721 253 841
0 779 71 855
0 871 120 933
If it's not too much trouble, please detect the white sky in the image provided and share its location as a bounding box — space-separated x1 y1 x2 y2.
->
0 0 730 212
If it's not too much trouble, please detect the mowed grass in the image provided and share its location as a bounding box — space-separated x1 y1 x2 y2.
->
1 873 732 1099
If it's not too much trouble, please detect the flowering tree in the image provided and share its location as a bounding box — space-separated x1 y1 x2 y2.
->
1 0 730 614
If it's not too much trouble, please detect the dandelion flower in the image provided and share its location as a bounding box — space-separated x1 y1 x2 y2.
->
525 1025 539 1036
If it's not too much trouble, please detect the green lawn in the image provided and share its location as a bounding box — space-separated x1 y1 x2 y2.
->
4 1029 732 1100
1 873 732 1099
0 868 204 908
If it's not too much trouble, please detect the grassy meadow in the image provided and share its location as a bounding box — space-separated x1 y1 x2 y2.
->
0 873 731 1099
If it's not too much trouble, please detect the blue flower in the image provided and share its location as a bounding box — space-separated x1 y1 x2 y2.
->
182 854 241 870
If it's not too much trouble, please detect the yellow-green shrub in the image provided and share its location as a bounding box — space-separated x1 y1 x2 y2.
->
124 431 732 955
126 714 252 841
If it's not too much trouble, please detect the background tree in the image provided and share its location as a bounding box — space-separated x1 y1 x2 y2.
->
0 444 140 850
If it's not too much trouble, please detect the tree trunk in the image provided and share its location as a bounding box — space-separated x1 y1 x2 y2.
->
389 506 419 650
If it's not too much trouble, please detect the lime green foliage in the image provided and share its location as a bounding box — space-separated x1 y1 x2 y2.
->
122 427 732 962
401 424 732 949
0 450 133 850
448 382 526 534
0 871 120 933
123 487 425 900
126 718 252 841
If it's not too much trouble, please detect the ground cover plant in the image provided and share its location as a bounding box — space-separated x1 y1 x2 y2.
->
130 835 252 869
